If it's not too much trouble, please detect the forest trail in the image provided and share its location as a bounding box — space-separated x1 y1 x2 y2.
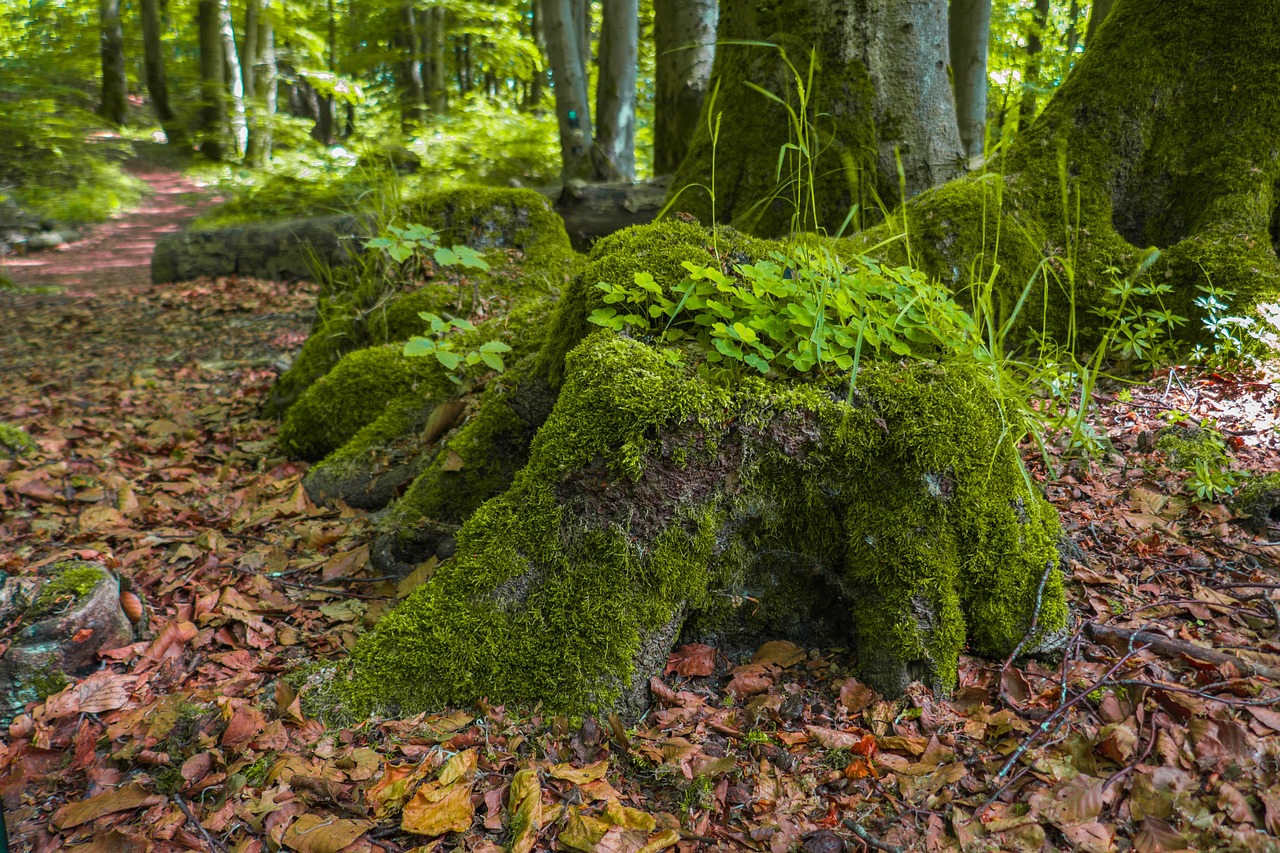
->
0 159 213 293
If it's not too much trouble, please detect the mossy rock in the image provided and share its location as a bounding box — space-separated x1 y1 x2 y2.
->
0 561 134 722
267 186 580 418
326 333 1066 720
1232 472 1280 535
0 422 36 457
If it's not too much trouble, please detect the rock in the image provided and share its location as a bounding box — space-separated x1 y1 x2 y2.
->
25 231 64 250
0 561 135 722
1232 472 1280 535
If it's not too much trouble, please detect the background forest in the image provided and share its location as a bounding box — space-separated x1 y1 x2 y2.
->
0 0 1098 226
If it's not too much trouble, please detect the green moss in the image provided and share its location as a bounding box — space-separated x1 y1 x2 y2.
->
535 219 772 388
30 667 68 702
27 564 106 623
0 422 36 457
331 332 1064 718
1230 471 1280 535
666 0 878 237
1156 423 1232 471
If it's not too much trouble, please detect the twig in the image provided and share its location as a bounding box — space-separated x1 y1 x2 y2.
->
1084 621 1280 681
841 818 903 853
172 793 229 853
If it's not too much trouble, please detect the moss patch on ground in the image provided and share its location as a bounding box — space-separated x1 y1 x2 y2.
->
0 423 36 457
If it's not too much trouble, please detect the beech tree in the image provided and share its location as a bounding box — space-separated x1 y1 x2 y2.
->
669 0 966 236
653 0 718 175
949 0 991 161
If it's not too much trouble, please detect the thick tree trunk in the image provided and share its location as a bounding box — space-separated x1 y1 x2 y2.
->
198 0 228 160
245 0 277 165
652 0 717 176
949 0 990 161
1085 0 1115 46
1018 0 1050 128
858 0 1280 344
243 0 260 100
595 0 639 181
669 0 964 237
99 0 128 125
544 0 597 181
140 0 183 143
218 0 248 156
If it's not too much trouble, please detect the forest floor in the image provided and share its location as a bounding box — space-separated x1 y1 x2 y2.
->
2 169 1280 853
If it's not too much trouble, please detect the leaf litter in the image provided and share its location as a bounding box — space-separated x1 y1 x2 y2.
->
2 238 1280 851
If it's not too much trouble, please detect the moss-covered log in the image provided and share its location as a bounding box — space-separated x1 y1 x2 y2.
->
667 0 964 237
850 0 1280 343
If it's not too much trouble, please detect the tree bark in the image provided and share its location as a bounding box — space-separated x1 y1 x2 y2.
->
949 0 990 161
669 0 964 237
218 0 249 156
1084 0 1115 46
198 0 228 160
595 0 639 181
140 0 183 142
99 0 128 125
544 0 597 181
245 0 277 165
653 0 717 176
1018 0 1051 129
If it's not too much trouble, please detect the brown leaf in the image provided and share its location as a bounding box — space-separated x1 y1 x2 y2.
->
726 671 772 699
221 701 267 751
837 678 877 715
52 782 163 829
806 726 876 753
752 640 806 668
281 814 373 853
665 643 715 677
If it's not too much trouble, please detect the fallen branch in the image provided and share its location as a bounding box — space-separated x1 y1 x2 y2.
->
1084 621 1280 681
173 793 230 853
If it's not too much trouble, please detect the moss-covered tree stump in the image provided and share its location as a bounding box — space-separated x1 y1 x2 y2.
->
280 220 1067 719
325 333 1065 718
0 561 135 721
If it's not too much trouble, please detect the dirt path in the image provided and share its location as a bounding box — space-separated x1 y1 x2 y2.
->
0 162 315 384
0 160 214 293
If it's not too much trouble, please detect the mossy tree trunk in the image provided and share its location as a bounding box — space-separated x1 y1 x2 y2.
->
870 0 1280 341
668 0 965 237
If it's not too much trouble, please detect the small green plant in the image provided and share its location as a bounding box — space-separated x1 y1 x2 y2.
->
366 224 489 271
1190 277 1252 364
589 245 982 381
1185 454 1242 500
403 312 511 384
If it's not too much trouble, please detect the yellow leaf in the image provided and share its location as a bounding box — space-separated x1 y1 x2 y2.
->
52 783 163 829
281 814 373 853
398 556 439 598
507 768 541 853
442 448 465 471
603 802 656 832
558 807 611 853
548 759 609 785
437 748 478 786
401 783 475 837
636 830 682 853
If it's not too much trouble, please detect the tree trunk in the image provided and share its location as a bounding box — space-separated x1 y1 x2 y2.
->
243 0 259 100
99 0 128 125
245 0 277 165
399 3 428 127
595 0 639 181
426 8 449 114
1084 0 1115 45
219 0 248 156
652 0 717 176
198 0 228 160
1018 0 1050 129
544 0 597 181
528 0 547 107
140 0 183 143
949 0 990 161
1065 0 1081 56
313 0 338 143
669 0 964 237
862 0 1280 345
